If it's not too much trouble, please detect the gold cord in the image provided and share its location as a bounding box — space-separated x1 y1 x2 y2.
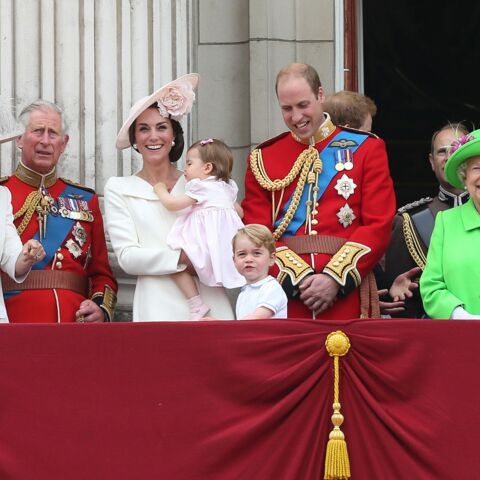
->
14 191 42 236
401 213 427 270
250 148 308 191
250 146 321 240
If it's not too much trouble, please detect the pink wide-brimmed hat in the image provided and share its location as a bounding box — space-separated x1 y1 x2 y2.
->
116 73 200 150
0 96 23 144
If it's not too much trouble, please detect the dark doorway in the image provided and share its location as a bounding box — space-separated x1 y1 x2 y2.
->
363 0 480 207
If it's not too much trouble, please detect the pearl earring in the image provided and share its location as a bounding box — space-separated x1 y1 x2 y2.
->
171 140 176 147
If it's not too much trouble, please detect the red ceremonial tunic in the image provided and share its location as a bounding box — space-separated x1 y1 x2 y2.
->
242 117 395 319
2 169 117 323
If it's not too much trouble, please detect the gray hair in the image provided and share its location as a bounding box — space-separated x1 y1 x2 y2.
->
457 161 469 187
17 99 67 133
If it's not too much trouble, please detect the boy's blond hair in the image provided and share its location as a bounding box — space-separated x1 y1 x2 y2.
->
232 224 275 254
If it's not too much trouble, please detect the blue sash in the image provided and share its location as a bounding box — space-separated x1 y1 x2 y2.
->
4 184 94 300
274 131 367 237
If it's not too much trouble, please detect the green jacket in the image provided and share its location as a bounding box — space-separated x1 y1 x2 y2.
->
420 198 480 319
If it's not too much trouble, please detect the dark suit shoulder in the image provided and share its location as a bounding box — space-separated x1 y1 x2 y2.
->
60 178 96 194
397 197 433 214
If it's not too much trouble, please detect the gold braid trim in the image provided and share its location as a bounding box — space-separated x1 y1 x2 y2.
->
91 285 117 322
14 191 42 236
401 213 427 270
250 147 319 240
323 241 371 287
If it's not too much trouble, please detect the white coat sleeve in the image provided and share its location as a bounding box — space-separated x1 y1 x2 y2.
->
104 180 183 276
0 188 23 281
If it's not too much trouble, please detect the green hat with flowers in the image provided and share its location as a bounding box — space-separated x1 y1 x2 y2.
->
444 129 480 189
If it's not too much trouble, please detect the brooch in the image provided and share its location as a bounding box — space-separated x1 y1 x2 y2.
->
73 222 87 247
337 204 356 228
334 174 357 200
65 239 82 258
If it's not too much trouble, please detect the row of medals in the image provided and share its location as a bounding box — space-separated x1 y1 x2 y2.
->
335 149 353 171
38 189 93 222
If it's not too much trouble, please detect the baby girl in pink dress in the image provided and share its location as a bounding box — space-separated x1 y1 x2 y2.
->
154 138 245 319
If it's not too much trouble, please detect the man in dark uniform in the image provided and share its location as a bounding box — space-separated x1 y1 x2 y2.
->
384 122 469 317
242 63 396 319
1 100 117 322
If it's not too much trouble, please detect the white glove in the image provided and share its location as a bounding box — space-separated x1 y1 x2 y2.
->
451 306 480 320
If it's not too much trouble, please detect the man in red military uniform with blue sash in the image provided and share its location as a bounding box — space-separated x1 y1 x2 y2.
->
1 100 117 323
242 63 396 319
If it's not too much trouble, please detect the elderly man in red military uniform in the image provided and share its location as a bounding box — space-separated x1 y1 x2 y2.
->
1 100 117 323
242 63 396 319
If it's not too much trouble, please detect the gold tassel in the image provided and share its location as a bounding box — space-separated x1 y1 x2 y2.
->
325 331 351 480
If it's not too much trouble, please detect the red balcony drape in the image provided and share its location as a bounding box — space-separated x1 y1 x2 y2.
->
0 319 478 479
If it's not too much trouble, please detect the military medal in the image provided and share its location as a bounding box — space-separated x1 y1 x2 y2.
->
334 174 357 200
335 150 345 171
344 149 353 170
337 204 356 228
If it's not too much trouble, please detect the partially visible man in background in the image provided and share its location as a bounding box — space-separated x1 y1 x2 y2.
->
323 90 377 131
384 122 470 317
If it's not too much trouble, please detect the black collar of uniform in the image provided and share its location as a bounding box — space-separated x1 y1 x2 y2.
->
438 185 469 207
14 161 57 188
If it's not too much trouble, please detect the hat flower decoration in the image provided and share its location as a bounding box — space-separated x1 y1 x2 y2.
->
156 79 196 120
448 133 475 156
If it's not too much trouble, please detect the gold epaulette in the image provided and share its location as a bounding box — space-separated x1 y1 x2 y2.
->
14 190 43 236
275 246 314 286
91 285 117 322
397 197 432 214
339 125 379 139
323 241 371 287
61 178 95 193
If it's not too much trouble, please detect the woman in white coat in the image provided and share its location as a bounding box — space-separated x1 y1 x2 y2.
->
104 74 234 321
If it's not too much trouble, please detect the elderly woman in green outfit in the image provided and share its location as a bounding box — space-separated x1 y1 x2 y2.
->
420 129 480 319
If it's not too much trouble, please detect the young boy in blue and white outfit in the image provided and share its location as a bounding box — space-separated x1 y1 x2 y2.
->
233 224 287 319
